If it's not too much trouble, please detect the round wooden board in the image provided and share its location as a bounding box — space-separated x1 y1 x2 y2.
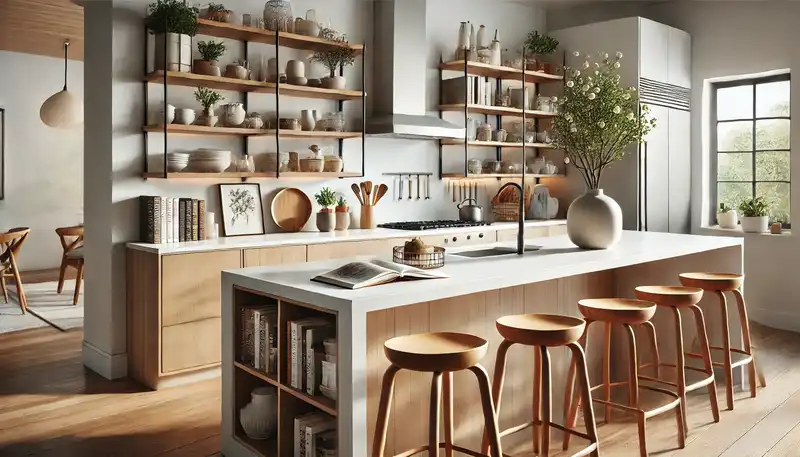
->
271 188 312 232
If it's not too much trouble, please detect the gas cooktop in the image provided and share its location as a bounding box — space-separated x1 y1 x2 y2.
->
378 220 492 231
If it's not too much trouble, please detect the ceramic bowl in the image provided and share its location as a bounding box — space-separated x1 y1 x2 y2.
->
175 108 196 125
287 76 308 86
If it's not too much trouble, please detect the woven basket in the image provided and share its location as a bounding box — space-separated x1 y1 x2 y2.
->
491 184 531 221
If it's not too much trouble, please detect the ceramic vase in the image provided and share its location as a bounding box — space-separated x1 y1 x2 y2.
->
335 212 350 231
199 108 218 127
300 110 315 131
193 59 220 77
222 103 246 126
457 22 470 56
322 76 346 90
239 387 277 440
566 189 622 249
154 33 192 72
159 104 175 125
285 60 305 78
490 39 502 66
316 211 335 232
717 210 739 229
476 25 488 49
741 216 768 233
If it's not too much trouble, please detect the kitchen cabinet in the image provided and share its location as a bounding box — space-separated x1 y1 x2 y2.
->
668 109 691 233
668 27 692 88
243 245 307 267
162 317 221 373
644 105 671 233
307 239 395 261
639 18 669 83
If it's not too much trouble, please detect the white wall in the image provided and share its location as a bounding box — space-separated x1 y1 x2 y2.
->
0 50 84 271
84 0 548 378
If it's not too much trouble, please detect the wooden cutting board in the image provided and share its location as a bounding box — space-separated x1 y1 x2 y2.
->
271 188 312 232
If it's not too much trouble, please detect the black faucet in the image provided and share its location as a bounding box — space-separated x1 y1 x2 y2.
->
497 182 525 255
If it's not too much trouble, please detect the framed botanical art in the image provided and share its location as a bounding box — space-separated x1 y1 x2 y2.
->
218 183 265 236
0 108 5 200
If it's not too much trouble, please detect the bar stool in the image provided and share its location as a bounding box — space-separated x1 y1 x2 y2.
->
481 314 599 457
372 332 504 457
564 299 685 457
634 286 720 431
679 273 766 410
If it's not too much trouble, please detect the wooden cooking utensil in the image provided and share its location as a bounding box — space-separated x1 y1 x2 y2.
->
373 183 389 205
365 180 373 204
360 182 369 205
351 183 364 205
271 188 312 232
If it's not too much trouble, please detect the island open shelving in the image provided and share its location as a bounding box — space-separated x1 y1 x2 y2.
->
143 18 366 181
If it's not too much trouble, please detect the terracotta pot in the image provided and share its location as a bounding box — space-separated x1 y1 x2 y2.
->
322 76 346 90
199 115 218 127
193 59 220 77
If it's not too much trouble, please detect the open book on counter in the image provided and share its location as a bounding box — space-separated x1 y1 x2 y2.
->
311 259 448 290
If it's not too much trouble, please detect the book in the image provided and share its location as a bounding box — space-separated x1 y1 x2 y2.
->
305 418 336 457
160 197 167 244
289 318 329 390
172 198 179 242
198 199 206 240
306 324 335 395
240 308 255 366
311 259 448 290
294 413 329 457
254 307 277 371
165 197 173 243
191 199 199 241
139 196 160 243
180 198 192 241
178 199 187 242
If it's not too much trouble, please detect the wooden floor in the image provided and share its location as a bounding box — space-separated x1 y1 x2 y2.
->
1 322 800 456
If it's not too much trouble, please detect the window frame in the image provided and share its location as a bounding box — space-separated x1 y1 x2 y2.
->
711 73 791 227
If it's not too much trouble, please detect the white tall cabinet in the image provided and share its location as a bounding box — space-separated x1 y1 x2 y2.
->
551 17 692 233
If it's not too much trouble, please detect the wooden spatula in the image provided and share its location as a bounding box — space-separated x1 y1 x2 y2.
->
373 183 389 205
351 183 364 205
365 180 373 204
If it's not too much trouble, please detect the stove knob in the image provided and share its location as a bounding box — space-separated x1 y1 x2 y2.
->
452 236 458 242
478 233 484 238
467 235 472 240
444 238 448 244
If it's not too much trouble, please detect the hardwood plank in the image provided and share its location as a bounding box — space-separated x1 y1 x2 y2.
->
719 389 800 457
0 0 83 60
196 18 364 52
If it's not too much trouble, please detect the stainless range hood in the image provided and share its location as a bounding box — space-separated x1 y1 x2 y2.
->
366 0 465 140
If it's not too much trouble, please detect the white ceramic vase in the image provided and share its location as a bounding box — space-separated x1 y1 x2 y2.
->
567 189 623 249
239 387 277 440
222 103 246 126
717 210 739 229
154 33 192 72
476 25 488 49
285 59 305 78
741 216 768 233
457 22 470 52
300 109 315 131
335 212 350 231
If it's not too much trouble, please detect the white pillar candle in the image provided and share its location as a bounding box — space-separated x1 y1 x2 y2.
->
206 212 217 239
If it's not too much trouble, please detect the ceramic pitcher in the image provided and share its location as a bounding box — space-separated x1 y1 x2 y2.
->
222 103 246 126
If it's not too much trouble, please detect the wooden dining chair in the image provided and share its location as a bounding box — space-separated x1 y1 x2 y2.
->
56 225 84 306
0 227 31 313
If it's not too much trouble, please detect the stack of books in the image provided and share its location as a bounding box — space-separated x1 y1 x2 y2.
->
293 412 336 457
240 304 278 374
139 195 207 243
287 318 336 397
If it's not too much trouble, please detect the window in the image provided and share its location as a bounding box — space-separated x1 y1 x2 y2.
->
714 74 791 225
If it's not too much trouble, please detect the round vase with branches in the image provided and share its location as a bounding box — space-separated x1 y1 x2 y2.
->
524 30 558 73
194 40 226 76
195 86 224 127
309 36 356 90
551 51 656 249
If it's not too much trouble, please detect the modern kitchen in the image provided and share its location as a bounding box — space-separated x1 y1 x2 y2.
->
3 0 792 456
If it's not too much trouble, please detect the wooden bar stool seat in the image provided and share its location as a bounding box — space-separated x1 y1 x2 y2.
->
373 332 504 457
634 286 720 433
679 272 765 411
564 299 685 457
483 314 599 457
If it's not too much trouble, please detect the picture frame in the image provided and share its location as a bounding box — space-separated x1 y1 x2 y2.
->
0 108 5 200
218 183 265 236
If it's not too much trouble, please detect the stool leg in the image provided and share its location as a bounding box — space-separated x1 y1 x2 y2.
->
481 340 513 455
623 324 639 408
540 346 552 457
689 304 720 423
732 288 761 396
567 342 599 457
563 320 592 451
443 372 454 457
715 290 735 410
469 364 503 457
670 307 689 434
603 322 613 423
533 345 541 454
372 364 401 457
641 321 660 378
429 372 442 457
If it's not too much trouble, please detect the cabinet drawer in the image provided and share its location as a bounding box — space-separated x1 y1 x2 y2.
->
307 239 393 261
161 317 221 373
161 250 241 326
496 226 550 242
243 245 306 267
420 230 495 248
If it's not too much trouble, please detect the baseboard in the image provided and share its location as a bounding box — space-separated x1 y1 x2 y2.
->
82 341 128 380
749 308 800 334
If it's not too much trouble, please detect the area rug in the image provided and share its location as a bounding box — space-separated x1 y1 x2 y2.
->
7 281 83 332
0 296 48 334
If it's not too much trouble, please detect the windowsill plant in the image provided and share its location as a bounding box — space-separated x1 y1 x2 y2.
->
717 203 739 229
739 196 770 233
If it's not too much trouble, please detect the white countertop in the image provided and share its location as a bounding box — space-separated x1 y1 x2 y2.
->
222 231 743 313
126 219 566 254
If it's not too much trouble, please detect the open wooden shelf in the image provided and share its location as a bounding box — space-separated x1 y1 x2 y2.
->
440 139 556 149
235 362 280 388
269 130 363 139
439 60 564 84
261 82 364 100
143 171 361 180
439 104 557 119
144 124 264 136
197 18 364 52
442 173 565 179
279 385 337 417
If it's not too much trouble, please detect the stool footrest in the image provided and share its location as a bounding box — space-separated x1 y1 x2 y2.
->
709 345 752 356
394 443 497 457
589 380 628 393
394 445 429 457
639 365 715 393
499 420 596 455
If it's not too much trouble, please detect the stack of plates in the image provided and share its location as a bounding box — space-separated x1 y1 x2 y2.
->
189 149 231 173
166 152 190 172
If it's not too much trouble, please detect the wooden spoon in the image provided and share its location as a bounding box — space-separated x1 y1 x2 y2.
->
373 183 389 205
360 182 369 205
351 183 364 205
365 180 373 204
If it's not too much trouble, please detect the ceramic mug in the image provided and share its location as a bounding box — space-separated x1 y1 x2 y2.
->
175 108 196 125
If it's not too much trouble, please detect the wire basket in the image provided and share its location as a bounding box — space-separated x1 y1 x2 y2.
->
392 246 446 269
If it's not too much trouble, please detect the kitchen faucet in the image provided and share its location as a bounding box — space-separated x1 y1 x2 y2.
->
497 182 525 255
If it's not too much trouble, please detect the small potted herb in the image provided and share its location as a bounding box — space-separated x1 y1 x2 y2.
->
524 30 559 73
335 196 350 231
738 196 770 233
203 2 231 22
717 203 739 229
194 86 224 126
309 35 356 90
145 0 199 72
314 187 338 232
194 40 226 77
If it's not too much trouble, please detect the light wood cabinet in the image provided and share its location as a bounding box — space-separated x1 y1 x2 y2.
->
307 239 395 261
496 226 550 242
243 245 307 267
162 317 221 373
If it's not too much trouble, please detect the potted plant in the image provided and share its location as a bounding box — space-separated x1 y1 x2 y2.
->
524 30 559 73
145 0 199 73
739 196 770 233
314 187 337 232
335 196 350 231
195 86 224 127
551 51 656 249
309 36 356 90
717 203 739 229
202 2 232 22
194 40 225 77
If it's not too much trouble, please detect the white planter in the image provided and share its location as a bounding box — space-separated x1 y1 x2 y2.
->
567 189 623 249
154 33 192 72
717 210 739 229
239 387 277 440
741 216 769 233
335 212 350 231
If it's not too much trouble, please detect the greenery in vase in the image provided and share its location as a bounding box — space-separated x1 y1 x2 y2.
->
145 0 199 36
551 51 656 190
739 196 770 217
718 203 734 213
524 31 559 56
206 2 227 14
310 35 357 78
197 40 226 61
315 187 338 211
194 86 224 114
336 196 348 211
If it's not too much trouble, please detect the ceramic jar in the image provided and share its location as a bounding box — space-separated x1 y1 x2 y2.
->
316 211 335 232
335 212 350 231
199 108 218 127
193 59 221 77
457 22 470 58
322 76 346 90
476 25 488 49
222 103 246 126
300 110 315 131
286 60 305 78
567 189 623 249
717 210 739 229
175 108 195 125
263 0 293 32
239 387 278 440
323 156 343 172
225 64 248 80
159 104 176 125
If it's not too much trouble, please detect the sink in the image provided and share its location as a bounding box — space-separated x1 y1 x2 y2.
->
452 246 541 258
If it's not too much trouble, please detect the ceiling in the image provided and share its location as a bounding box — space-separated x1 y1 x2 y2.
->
0 0 84 61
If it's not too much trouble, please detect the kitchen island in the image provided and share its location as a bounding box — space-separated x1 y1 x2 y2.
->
220 231 743 457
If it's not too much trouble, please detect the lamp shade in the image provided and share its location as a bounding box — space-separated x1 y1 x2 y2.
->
40 89 83 128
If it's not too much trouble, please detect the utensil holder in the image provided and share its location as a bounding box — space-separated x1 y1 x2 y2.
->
360 205 375 229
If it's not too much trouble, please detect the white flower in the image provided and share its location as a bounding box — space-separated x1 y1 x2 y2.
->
566 80 574 88
613 106 621 114
598 121 606 128
588 92 596 100
616 51 624 59
594 62 600 68
582 85 590 92
570 126 577 133
604 53 609 59
573 51 581 57
551 96 558 102
624 93 631 100
595 70 600 76
614 62 621 69
627 112 635 120
631 87 637 92
583 61 590 69
572 69 581 77
594 86 601 93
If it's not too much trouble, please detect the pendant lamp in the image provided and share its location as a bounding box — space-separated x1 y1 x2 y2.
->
40 39 83 128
